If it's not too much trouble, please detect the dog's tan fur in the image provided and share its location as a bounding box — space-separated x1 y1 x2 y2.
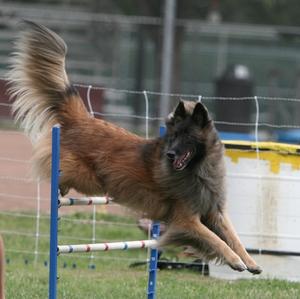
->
8 21 261 274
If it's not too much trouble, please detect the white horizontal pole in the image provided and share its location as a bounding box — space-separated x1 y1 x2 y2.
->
58 196 112 207
58 240 158 254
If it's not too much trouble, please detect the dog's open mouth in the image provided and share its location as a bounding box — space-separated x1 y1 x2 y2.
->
173 150 193 171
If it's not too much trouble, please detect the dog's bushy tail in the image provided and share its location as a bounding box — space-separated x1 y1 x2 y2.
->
8 21 87 143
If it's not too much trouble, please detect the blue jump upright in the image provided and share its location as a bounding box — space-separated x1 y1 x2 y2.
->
49 125 60 299
147 222 160 299
146 126 165 299
48 125 162 299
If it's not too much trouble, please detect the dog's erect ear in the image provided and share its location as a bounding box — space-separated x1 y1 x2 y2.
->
192 102 210 127
173 101 186 121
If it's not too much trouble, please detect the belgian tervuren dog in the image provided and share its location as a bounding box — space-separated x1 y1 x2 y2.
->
8 21 261 274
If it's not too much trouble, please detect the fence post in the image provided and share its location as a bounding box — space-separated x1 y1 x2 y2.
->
49 125 60 299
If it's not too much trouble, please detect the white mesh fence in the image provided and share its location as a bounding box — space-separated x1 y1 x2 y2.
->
1 84 300 279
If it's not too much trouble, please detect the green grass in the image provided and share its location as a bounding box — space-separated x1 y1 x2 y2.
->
2 212 300 299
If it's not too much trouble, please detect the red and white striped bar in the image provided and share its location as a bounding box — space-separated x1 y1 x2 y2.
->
58 196 112 207
58 240 158 254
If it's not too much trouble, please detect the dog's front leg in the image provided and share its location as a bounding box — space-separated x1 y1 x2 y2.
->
179 217 247 271
161 203 248 272
214 212 262 274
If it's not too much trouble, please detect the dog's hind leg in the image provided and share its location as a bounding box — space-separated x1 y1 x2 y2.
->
59 184 69 197
212 212 262 274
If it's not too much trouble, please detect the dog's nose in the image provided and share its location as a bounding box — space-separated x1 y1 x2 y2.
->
166 150 176 160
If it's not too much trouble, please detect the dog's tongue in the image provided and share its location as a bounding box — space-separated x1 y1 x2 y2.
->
173 151 191 170
173 158 184 170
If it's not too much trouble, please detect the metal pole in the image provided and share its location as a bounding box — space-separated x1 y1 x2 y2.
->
147 222 160 299
147 125 165 299
159 0 177 121
49 125 60 299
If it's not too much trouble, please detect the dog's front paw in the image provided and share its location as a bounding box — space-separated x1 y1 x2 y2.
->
228 258 247 272
247 265 262 275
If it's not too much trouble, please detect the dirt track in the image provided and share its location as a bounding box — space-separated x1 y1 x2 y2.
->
0 130 42 212
0 130 126 215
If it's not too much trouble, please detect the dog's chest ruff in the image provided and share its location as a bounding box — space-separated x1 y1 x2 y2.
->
184 159 225 215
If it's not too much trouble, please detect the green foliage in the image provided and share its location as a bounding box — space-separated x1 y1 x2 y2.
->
93 0 300 26
5 0 300 26
219 0 300 26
